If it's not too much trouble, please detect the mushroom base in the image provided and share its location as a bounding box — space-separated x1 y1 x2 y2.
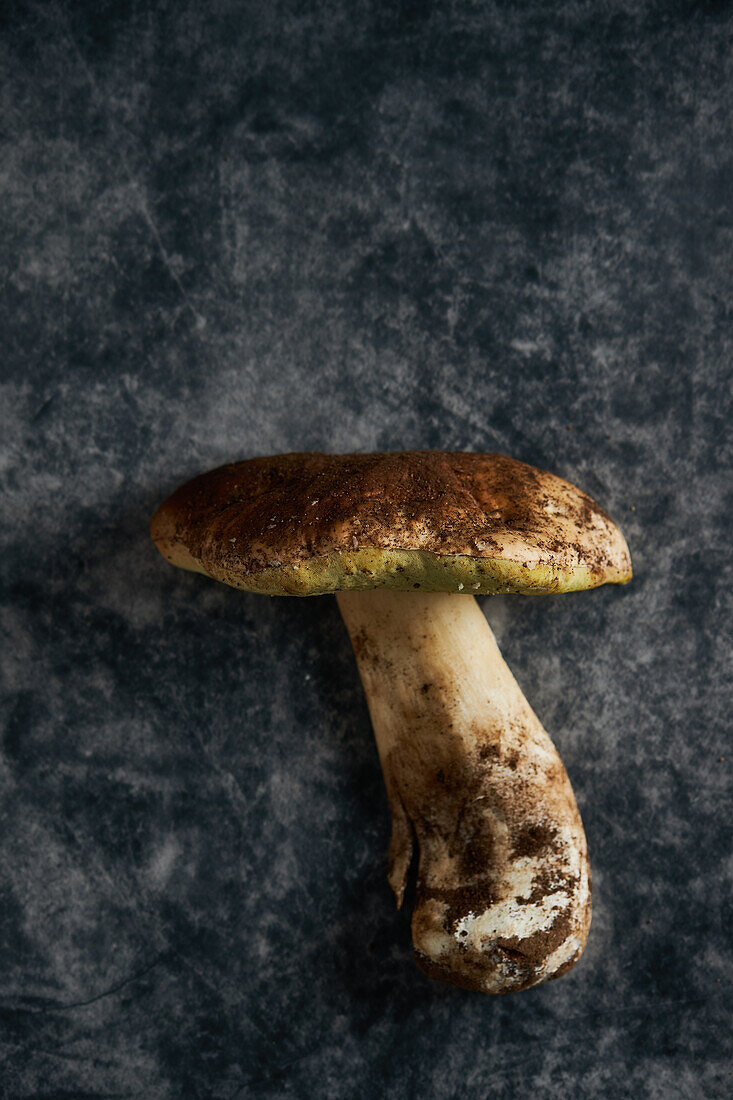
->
336 589 592 995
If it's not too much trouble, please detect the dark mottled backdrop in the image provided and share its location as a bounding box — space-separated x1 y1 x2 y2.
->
1 1 731 1097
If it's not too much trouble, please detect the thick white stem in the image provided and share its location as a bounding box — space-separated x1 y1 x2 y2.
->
337 589 591 994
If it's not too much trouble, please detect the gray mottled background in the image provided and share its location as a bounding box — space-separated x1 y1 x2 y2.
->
1 1 731 1097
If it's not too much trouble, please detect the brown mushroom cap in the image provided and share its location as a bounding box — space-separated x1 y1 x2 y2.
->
150 451 632 596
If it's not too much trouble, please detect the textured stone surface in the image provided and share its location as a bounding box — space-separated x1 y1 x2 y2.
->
1 1 731 1097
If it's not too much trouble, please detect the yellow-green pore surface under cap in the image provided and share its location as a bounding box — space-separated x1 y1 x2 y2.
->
151 451 633 597
197 547 627 597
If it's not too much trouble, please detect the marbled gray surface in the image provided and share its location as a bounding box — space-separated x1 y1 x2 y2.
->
1 1 732 1097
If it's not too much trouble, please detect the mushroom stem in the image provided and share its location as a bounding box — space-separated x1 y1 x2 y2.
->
336 589 591 994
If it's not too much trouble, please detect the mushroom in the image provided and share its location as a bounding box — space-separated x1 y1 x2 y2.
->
151 451 631 993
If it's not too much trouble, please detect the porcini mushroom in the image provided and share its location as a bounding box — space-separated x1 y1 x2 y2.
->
151 451 631 993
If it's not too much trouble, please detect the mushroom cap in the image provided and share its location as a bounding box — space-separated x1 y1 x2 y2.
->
150 451 632 596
